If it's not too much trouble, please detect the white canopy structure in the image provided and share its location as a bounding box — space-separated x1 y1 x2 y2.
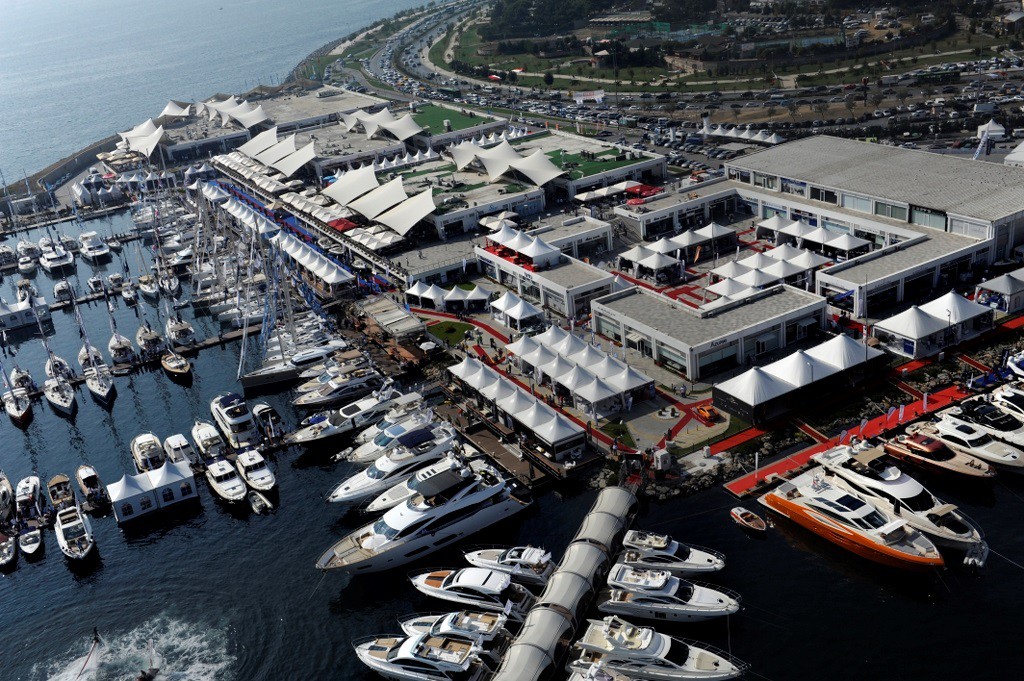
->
874 305 950 340
341 108 424 141
449 356 484 381
270 232 354 286
255 135 297 166
670 230 709 250
506 335 540 357
618 245 653 265
827 233 871 252
706 278 746 297
764 243 804 261
762 350 837 387
505 297 543 323
978 118 1006 140
734 268 779 288
157 100 190 120
790 250 831 270
451 140 564 186
237 127 279 157
375 189 436 236
715 367 793 406
760 259 806 280
348 177 408 219
779 220 815 240
919 291 992 324
804 333 884 370
695 222 734 240
736 252 774 270
710 260 750 279
757 214 792 232
323 164 380 207
271 141 316 178
107 460 196 524
491 291 522 314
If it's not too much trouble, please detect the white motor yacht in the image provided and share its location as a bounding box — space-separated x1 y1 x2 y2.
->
398 611 510 646
109 332 136 365
17 257 37 275
205 459 247 503
239 340 351 389
599 564 740 623
812 445 986 551
53 280 74 304
236 450 276 491
318 460 529 573
163 433 197 464
79 231 112 263
44 377 76 416
409 568 536 622
941 400 1024 448
292 368 382 408
131 432 166 473
343 412 438 466
294 356 373 393
87 275 104 294
39 245 75 273
107 272 124 288
210 392 261 449
19 528 43 556
192 420 228 460
569 616 746 681
353 633 491 681
365 451 482 514
912 418 1024 472
352 395 427 445
15 475 43 521
285 387 406 445
464 545 554 588
55 504 95 560
619 530 725 576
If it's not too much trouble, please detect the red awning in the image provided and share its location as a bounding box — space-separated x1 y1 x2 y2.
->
328 218 357 231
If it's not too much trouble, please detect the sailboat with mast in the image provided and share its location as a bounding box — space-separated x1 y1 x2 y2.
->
74 305 115 404
0 356 32 425
103 288 136 370
39 331 76 416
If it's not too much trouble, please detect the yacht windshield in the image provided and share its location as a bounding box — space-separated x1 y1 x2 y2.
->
366 464 387 480
373 432 396 447
62 523 86 541
901 490 935 513
371 518 400 540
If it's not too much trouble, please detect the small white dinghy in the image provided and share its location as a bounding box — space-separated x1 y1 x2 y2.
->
249 490 273 514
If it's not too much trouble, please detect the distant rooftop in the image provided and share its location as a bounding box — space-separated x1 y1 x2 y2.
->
259 89 388 125
412 104 498 134
730 136 1024 224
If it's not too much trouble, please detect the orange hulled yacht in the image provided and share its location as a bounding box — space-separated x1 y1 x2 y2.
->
759 468 944 571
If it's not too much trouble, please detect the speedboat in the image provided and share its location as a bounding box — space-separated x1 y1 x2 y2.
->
569 616 746 681
138 274 159 299
165 314 196 347
44 377 76 416
205 459 247 503
599 563 740 622
342 412 439 465
292 369 382 408
398 610 510 646
730 507 766 533
53 280 74 304
39 245 75 273
132 433 166 473
941 399 1024 447
192 420 227 460
239 340 352 389
619 530 725 576
253 403 285 443
136 322 166 359
0 531 15 568
55 504 95 560
19 528 43 556
160 351 191 377
326 424 459 504
87 275 104 294
76 465 110 510
910 418 1024 472
353 633 492 681
317 460 530 573
47 473 75 509
163 434 197 464
285 388 406 445
210 392 261 449
249 490 273 514
464 547 553 590
759 467 944 571
365 452 480 513
812 445 986 551
409 568 536 622
235 450 276 491
109 332 136 364
79 231 111 263
17 257 36 275
882 431 995 479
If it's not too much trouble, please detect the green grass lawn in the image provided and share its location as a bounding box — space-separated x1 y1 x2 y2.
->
547 149 639 179
413 104 489 133
601 421 636 449
427 320 474 346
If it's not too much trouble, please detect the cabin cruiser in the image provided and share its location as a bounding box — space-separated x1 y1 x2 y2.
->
80 232 111 263
292 369 382 408
317 460 529 573
87 275 104 294
365 450 482 513
409 568 536 622
619 530 725 576
131 433 166 473
53 280 74 304
464 546 554 588
326 424 459 504
239 340 351 389
17 256 37 275
235 450 276 491
55 504 95 560
882 432 995 479
909 418 1024 472
294 355 373 393
210 392 261 449
165 314 196 347
16 475 43 523
353 633 492 681
599 564 740 622
44 376 76 416
205 459 247 503
570 616 746 681
138 274 159 299
109 332 136 365
192 420 227 460
398 610 509 646
284 386 406 445
107 272 124 288
48 473 75 509
39 245 75 273
941 399 1024 447
351 393 427 446
812 445 985 551
343 412 439 465
76 465 110 510
759 467 944 570
253 403 285 443
17 239 41 259
163 434 197 464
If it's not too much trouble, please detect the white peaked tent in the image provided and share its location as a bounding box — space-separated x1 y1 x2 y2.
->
490 222 520 247
550 333 588 359
763 350 837 387
271 141 316 178
504 230 534 253
465 365 500 392
637 251 679 271
710 260 750 279
715 366 794 405
670 230 709 250
618 245 653 265
421 284 448 307
706 278 746 297
491 291 522 314
498 388 537 416
480 377 517 403
873 305 949 340
695 222 734 240
234 104 268 129
443 286 471 306
519 236 560 261
506 335 540 357
464 285 491 305
760 259 806 280
158 100 190 120
533 325 569 348
801 227 836 245
534 414 584 445
375 189 436 236
764 243 803 261
323 164 379 206
540 355 576 381
790 250 830 270
978 118 1006 140
590 355 627 379
505 298 543 326
255 135 297 165
919 291 992 324
779 220 815 240
557 365 597 392
517 401 558 429
737 252 774 270
520 345 557 372
567 344 605 370
575 377 618 405
449 355 484 380
605 365 653 392
827 233 871 252
805 333 884 370
757 214 792 232
348 177 408 219
406 280 429 301
734 268 779 288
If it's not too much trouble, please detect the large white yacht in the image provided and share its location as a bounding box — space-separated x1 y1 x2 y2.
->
192 420 228 460
409 568 536 622
293 355 373 393
235 450 276 491
316 460 530 573
79 231 111 263
365 451 480 514
39 245 75 273
326 424 459 504
352 394 427 445
210 392 261 449
205 459 247 503
812 445 985 551
55 504 95 560
569 616 746 680
131 433 166 473
284 387 411 446
618 530 725 576
398 611 510 646
343 412 439 465
353 633 492 681
598 564 740 623
464 546 554 588
940 399 1024 448
239 340 351 389
291 368 382 408
163 433 197 464
911 417 1024 472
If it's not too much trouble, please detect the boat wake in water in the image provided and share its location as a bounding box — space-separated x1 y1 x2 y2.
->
36 615 235 681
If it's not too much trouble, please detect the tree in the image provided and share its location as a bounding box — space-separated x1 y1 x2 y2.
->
869 92 885 110
766 104 779 118
787 102 799 120
844 99 856 118
813 102 829 118
897 88 909 106
543 71 554 87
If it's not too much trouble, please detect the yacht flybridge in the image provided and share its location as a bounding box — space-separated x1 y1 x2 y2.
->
409 568 536 622
599 564 740 623
353 633 492 681
618 530 725 576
